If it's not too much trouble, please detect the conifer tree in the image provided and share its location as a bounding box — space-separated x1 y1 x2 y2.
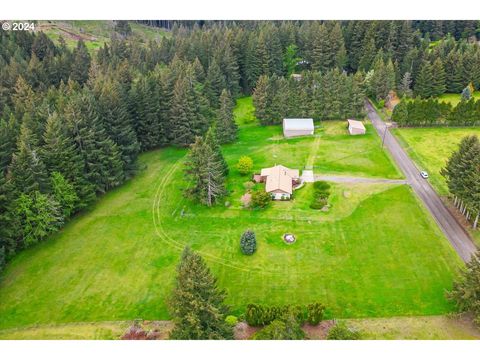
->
169 247 233 340
431 58 446 97
42 112 95 207
8 123 49 194
70 40 91 85
252 75 270 125
0 115 18 174
216 89 237 144
398 72 413 97
184 135 226 207
414 61 434 98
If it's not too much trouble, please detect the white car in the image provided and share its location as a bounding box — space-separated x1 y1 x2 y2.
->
420 171 429 179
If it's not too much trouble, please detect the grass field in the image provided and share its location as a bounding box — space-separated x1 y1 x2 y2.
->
438 92 480 107
35 20 169 51
392 127 480 196
0 97 463 334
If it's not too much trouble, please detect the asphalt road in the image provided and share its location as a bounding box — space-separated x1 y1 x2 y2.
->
365 101 477 263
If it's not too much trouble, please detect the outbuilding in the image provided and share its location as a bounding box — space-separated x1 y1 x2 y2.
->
283 118 314 138
347 119 366 135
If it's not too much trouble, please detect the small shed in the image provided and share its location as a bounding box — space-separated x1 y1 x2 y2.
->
283 118 314 138
347 119 366 135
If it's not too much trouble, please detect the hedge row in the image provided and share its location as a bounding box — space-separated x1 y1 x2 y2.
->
245 302 325 327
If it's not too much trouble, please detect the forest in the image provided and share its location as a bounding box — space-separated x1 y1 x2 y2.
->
1 20 480 270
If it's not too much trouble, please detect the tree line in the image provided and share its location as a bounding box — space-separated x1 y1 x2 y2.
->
252 69 365 124
392 98 480 127
442 135 480 230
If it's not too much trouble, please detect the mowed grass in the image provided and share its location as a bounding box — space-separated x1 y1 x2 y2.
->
0 98 462 332
392 127 480 196
438 92 480 107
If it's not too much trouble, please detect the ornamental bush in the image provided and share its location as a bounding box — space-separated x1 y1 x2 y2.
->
250 190 271 209
240 230 257 255
310 181 331 209
236 156 253 175
306 302 325 325
225 315 239 326
327 322 361 340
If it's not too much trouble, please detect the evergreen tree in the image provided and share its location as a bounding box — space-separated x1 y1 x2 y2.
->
252 75 270 125
70 40 91 85
448 250 480 325
0 115 18 174
398 72 413 97
50 171 79 219
431 58 446 97
13 191 63 248
215 89 237 144
204 58 227 108
184 135 226 207
8 123 49 194
42 112 95 208
169 247 233 339
414 61 434 98
392 100 409 125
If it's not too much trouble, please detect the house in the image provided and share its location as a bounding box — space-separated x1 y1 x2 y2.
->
259 165 300 200
347 119 366 135
283 118 314 138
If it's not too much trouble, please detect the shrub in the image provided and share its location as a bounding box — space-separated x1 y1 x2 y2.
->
310 181 331 209
243 181 255 190
327 322 361 340
240 230 257 255
236 156 253 175
245 304 308 327
313 181 331 192
250 190 271 209
225 315 239 326
306 303 325 325
252 315 305 340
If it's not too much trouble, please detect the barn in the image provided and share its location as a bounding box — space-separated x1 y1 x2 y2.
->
347 119 366 135
283 118 314 138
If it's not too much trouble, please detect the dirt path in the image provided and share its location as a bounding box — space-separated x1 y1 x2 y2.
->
365 101 477 262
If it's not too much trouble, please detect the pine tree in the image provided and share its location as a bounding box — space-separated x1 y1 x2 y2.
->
311 24 332 73
204 58 227 108
205 126 229 176
398 72 413 97
216 89 237 144
50 171 79 219
184 135 226 207
252 75 270 125
8 123 49 194
94 79 140 177
431 58 446 97
70 40 91 85
448 250 480 325
414 61 434 98
0 115 18 174
392 100 409 125
169 247 233 340
42 112 95 208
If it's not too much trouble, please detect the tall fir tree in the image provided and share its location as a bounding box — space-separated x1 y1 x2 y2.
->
169 247 233 340
414 61 434 98
215 89 238 144
70 40 91 85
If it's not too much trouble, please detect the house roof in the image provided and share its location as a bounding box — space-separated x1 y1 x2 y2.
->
261 165 299 194
347 119 366 130
283 118 314 131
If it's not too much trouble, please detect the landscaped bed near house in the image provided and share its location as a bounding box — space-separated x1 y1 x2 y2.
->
0 97 463 333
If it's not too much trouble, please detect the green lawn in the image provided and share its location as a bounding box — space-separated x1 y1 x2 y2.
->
438 92 480 107
392 127 480 196
0 97 463 333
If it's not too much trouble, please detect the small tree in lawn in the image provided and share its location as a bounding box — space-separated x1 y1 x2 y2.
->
250 190 271 209
447 250 480 326
240 230 256 255
169 247 233 339
236 156 253 176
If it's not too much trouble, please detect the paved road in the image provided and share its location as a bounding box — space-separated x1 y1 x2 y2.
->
314 175 407 184
365 101 476 262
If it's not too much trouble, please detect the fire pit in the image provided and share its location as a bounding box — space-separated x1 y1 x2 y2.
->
283 233 296 244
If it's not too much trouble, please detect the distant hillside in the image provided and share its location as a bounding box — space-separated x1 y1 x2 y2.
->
35 20 169 51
